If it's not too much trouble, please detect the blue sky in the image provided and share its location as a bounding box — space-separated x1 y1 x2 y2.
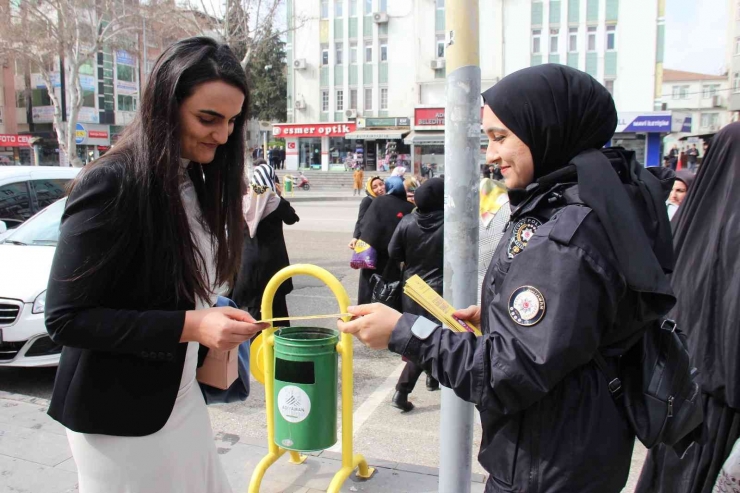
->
665 0 727 74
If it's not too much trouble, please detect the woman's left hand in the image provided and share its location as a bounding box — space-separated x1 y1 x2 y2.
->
337 303 402 350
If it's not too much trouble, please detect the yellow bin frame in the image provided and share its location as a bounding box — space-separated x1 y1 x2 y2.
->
248 264 375 493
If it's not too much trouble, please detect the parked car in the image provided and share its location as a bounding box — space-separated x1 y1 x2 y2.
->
0 166 79 241
0 198 67 367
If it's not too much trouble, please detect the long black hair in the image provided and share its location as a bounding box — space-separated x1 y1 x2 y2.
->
71 37 249 305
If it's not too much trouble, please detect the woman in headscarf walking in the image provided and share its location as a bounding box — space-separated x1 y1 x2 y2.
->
666 169 696 221
232 173 300 325
387 178 444 412
350 175 386 304
336 64 677 493
356 176 413 304
635 122 740 493
353 166 364 196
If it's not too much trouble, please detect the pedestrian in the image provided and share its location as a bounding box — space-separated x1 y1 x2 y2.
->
253 158 280 194
687 143 699 172
232 179 300 326
636 122 740 493
337 64 677 493
279 146 286 170
356 176 413 304
43 37 267 493
679 147 688 171
387 178 444 412
404 176 419 204
666 169 695 221
353 166 364 196
477 177 510 303
668 144 679 170
350 176 386 302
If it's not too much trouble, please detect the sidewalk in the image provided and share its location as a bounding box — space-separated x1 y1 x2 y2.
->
283 191 364 203
0 391 487 493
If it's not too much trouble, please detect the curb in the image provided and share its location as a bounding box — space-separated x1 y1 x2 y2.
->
0 390 51 407
287 195 364 203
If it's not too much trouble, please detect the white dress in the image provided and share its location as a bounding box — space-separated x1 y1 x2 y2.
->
66 166 232 493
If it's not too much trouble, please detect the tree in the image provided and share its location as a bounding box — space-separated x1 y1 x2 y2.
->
0 0 144 166
247 27 287 122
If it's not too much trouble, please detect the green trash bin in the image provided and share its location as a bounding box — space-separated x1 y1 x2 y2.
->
284 176 293 193
273 327 339 452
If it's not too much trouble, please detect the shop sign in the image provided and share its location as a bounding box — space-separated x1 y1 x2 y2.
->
616 112 672 133
117 80 138 95
31 73 95 91
358 117 411 128
74 123 110 146
0 134 33 147
273 123 356 138
415 108 446 127
671 112 692 133
32 106 55 123
116 50 136 66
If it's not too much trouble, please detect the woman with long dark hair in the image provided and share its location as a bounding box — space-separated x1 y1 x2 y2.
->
44 37 265 492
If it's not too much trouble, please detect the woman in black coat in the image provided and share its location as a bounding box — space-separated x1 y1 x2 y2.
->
357 176 414 303
350 175 386 304
387 178 444 411
232 180 299 324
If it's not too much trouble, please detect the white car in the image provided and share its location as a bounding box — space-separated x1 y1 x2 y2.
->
0 198 67 367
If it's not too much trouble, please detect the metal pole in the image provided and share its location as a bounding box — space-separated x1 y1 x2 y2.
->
440 1 480 492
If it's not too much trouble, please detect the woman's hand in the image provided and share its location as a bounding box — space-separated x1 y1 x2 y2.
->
452 305 481 327
337 303 402 350
182 307 268 351
348 238 358 250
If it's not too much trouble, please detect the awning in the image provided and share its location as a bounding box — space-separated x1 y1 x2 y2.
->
404 131 445 144
344 129 409 140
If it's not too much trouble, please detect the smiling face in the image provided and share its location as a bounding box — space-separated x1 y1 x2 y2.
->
179 80 245 164
371 178 386 196
483 105 535 189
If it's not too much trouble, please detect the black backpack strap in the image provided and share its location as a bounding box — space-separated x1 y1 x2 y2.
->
593 353 623 400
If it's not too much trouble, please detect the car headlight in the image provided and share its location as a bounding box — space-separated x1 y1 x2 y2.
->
32 290 47 314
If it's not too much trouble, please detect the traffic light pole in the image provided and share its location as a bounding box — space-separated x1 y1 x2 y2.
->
440 1 480 492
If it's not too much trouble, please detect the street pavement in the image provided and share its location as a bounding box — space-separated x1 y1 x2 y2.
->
0 199 647 492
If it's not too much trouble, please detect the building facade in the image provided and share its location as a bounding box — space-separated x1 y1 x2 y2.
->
662 69 729 135
282 0 673 170
727 0 740 117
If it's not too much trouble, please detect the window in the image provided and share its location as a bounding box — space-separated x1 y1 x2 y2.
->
336 90 344 111
587 26 597 51
606 25 616 51
436 34 445 58
734 72 740 93
16 90 26 108
569 27 578 52
736 37 740 55
604 79 614 95
118 94 137 112
436 0 444 8
365 45 373 62
380 42 388 62
350 0 357 16
321 44 330 65
702 84 719 98
116 64 136 82
31 88 51 107
0 182 33 226
364 87 372 110
532 29 542 54
672 85 689 99
335 0 343 17
550 29 559 53
79 60 95 76
321 0 329 18
336 43 343 64
82 90 95 108
700 113 719 129
350 89 358 109
30 179 69 210
350 43 358 64
380 87 388 110
321 91 329 112
364 0 372 14
380 0 387 12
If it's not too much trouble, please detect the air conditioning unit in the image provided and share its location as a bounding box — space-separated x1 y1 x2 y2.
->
712 95 723 107
294 100 306 110
430 58 446 70
293 59 307 70
345 109 358 118
373 12 389 23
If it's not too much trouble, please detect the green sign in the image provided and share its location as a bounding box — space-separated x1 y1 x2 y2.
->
361 117 411 128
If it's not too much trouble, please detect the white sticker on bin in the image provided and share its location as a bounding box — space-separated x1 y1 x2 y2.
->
277 385 311 423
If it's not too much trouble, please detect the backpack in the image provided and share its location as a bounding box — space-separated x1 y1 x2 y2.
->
594 319 703 454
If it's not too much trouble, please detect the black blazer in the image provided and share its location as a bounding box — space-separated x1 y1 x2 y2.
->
45 164 196 437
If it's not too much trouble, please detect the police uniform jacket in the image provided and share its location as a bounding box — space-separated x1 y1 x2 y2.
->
389 181 667 493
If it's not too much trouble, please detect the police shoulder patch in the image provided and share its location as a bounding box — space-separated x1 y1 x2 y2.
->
507 217 542 259
508 286 546 327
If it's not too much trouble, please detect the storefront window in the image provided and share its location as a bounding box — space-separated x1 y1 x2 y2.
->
418 144 445 176
118 94 137 112
299 138 322 169
117 64 136 83
329 137 355 169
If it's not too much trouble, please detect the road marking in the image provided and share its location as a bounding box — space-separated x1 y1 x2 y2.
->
326 361 406 453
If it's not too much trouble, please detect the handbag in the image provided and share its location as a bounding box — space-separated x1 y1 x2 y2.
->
197 296 251 405
369 262 403 311
350 240 378 270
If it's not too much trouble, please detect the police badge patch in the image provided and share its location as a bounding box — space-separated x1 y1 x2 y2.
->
508 286 546 326
507 217 542 258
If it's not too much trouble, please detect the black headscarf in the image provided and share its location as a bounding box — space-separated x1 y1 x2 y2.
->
671 122 740 407
414 178 444 213
482 64 617 180
482 64 674 305
674 169 696 192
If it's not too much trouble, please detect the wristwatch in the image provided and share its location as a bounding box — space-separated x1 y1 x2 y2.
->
410 316 439 340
